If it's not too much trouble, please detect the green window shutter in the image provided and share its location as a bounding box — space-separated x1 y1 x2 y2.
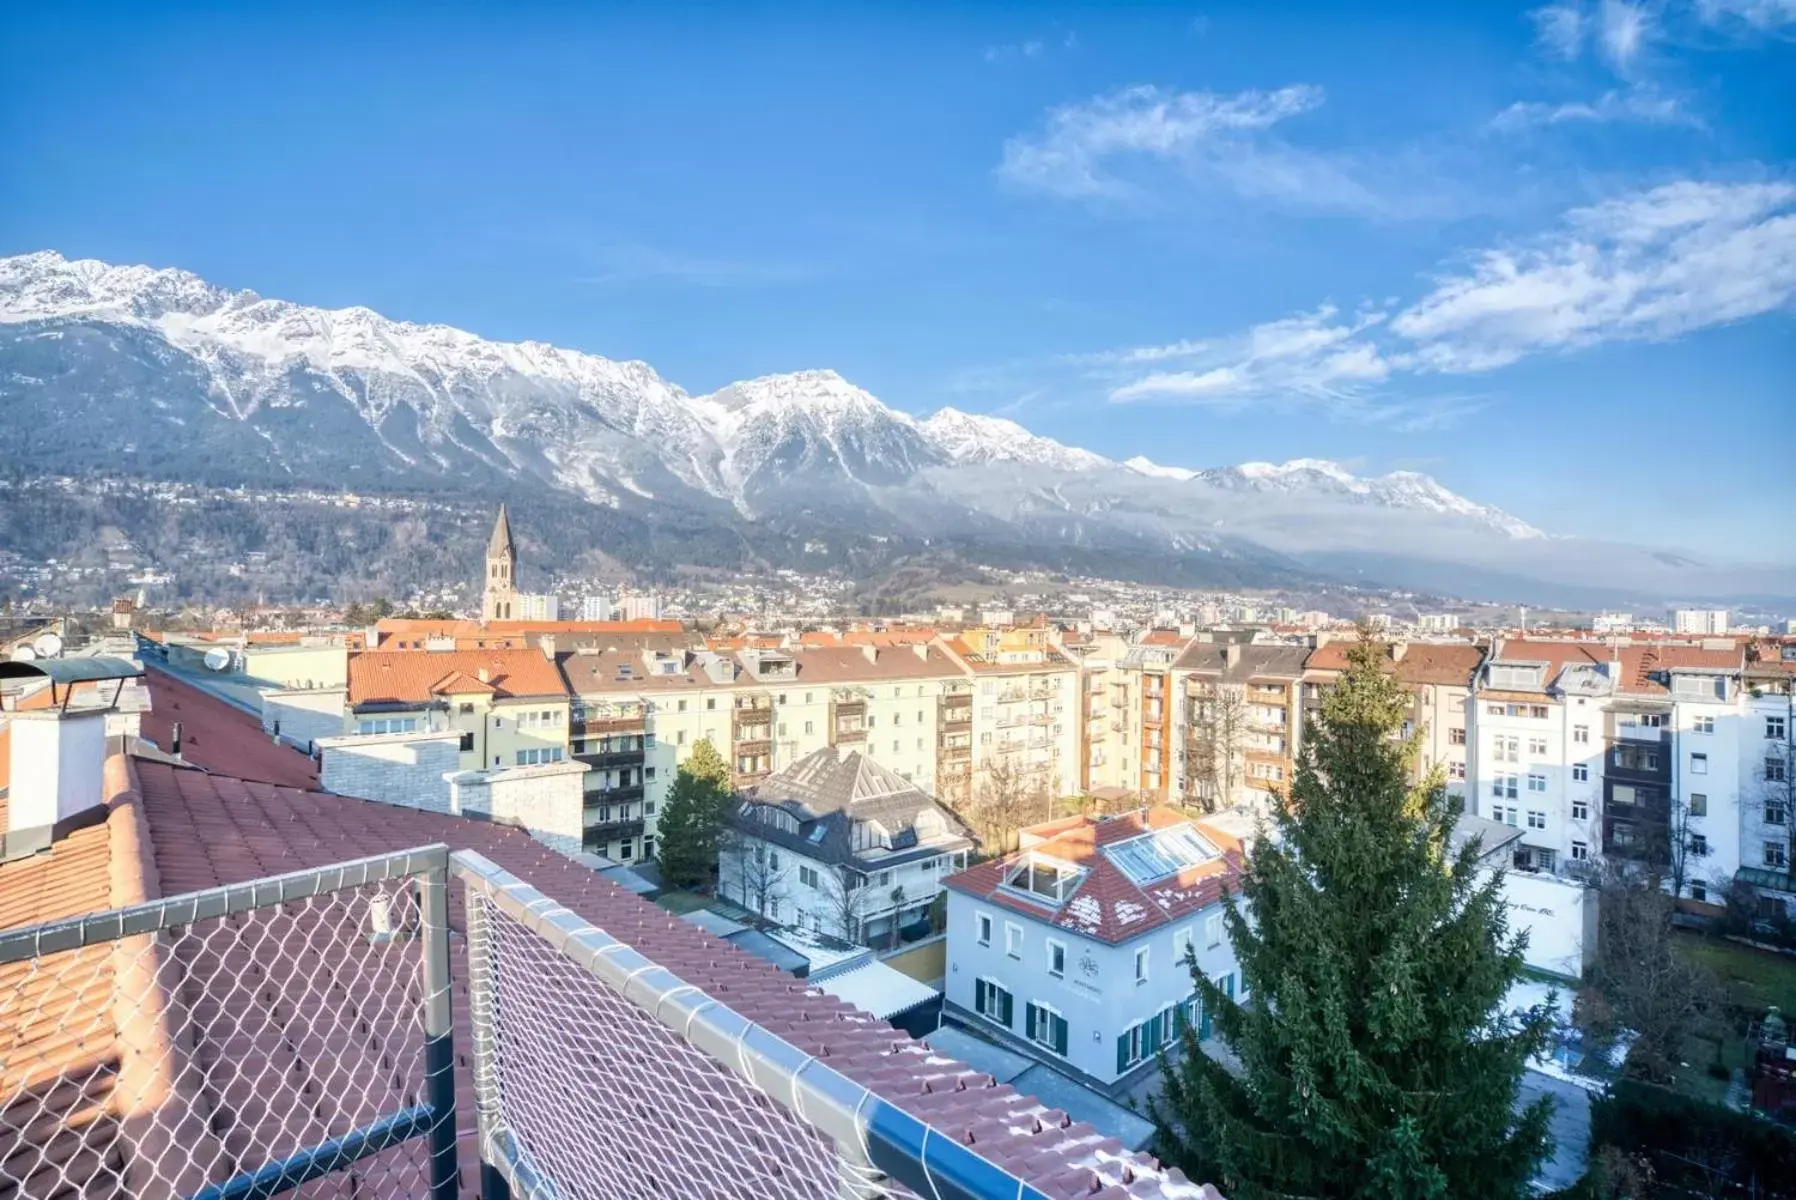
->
1025 1002 1037 1042
1116 1032 1130 1074
1053 1014 1069 1056
975 978 986 1014
1173 1000 1188 1032
1199 996 1212 1040
1224 972 1236 998
1145 1013 1161 1053
1000 988 1013 1028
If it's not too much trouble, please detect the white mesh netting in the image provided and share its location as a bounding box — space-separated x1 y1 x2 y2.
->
1 878 441 1199
472 892 898 1200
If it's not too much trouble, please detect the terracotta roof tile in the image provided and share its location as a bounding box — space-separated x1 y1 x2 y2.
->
347 648 569 707
141 668 320 790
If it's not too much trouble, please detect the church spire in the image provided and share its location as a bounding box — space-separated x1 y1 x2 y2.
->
488 503 516 559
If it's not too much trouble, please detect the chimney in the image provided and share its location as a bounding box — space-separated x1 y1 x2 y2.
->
1225 644 1242 669
6 710 109 838
861 645 878 665
912 643 929 661
477 667 492 683
538 634 557 661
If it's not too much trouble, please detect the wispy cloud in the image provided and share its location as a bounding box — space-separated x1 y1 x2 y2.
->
983 39 1045 62
1695 0 1796 29
1083 180 1796 421
574 242 816 288
1392 179 1796 370
1488 87 1700 131
1529 0 1659 71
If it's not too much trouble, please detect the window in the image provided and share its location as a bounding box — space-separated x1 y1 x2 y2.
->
1769 757 1789 784
1571 840 1590 862
1529 705 1549 720
1689 792 1708 816
1527 810 1547 830
1691 752 1709 775
677 700 687 713
1572 799 1589 821
804 720 814 735
1528 737 1548 757
645 766 657 781
1449 727 1467 746
977 913 992 946
1486 703 1505 716
1767 799 1788 826
1770 716 1788 741
1205 912 1224 947
1172 926 1192 964
893 713 902 726
1135 947 1149 984
1117 1023 1147 1072
1690 881 1708 903
1491 804 1518 827
1573 725 1590 745
676 730 687 746
799 865 819 888
1005 923 1023 959
1765 841 1789 869
1047 940 1066 978
1025 1002 1068 1055
515 747 564 765
1491 774 1519 800
1494 736 1519 763
1690 834 1708 857
458 731 475 752
1572 763 1589 782
974 978 1013 1027
1528 774 1547 793
1693 715 1715 734
706 698 716 711
458 702 474 714
1449 762 1467 780
357 716 420 735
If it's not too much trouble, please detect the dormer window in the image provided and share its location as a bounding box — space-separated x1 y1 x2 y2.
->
1489 664 1543 690
1003 856 1082 903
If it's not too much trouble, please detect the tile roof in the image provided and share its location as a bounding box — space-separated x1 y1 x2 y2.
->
1302 639 1483 686
946 807 1244 945
736 748 975 869
1174 642 1307 680
3 679 1216 1197
141 668 320 790
347 648 569 706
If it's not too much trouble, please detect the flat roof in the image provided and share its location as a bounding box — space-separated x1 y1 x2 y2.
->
810 959 939 1021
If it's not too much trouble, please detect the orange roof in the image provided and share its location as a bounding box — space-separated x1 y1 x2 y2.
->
347 648 569 706
1141 630 1188 647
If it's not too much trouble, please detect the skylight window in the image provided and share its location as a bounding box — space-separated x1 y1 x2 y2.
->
1106 826 1218 884
1002 857 1082 903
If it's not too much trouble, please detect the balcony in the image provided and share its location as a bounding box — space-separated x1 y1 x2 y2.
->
833 725 867 744
584 816 647 848
0 846 1085 1200
570 714 646 738
585 782 645 807
575 741 646 770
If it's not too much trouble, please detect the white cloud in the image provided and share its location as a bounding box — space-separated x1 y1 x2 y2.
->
1695 0 1796 28
1530 3 1588 56
1392 180 1796 370
1105 306 1393 406
996 83 1328 201
1489 87 1698 131
1599 0 1657 71
1087 180 1796 423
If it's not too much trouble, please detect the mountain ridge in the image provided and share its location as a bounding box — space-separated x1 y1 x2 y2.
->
4 248 1785 606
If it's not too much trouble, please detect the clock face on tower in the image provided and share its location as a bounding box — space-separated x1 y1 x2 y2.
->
1078 952 1099 978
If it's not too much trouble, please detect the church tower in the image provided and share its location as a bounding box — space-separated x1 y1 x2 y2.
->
482 504 518 621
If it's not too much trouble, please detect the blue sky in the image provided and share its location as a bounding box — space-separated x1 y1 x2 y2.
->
3 1 1793 559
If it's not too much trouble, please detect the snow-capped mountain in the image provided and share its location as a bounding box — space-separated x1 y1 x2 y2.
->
8 249 1772 602
923 408 1112 472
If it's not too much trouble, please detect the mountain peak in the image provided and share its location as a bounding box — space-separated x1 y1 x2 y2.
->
1237 457 1357 483
1124 455 1198 481
922 407 1110 471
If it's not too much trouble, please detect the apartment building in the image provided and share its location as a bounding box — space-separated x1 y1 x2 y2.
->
1175 639 1306 810
1741 640 1795 917
1304 639 1484 803
942 807 1245 1097
1050 627 1131 795
943 626 1081 800
1114 632 1186 801
1674 609 1730 635
721 747 975 946
343 647 573 771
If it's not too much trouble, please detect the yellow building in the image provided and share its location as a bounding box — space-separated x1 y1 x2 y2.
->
345 646 572 773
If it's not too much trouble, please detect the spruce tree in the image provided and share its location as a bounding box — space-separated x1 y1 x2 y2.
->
1151 636 1555 1200
655 739 733 889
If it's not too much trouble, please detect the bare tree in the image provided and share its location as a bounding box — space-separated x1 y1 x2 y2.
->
816 864 871 945
1185 678 1248 812
1578 861 1723 1083
969 755 1047 853
719 829 788 930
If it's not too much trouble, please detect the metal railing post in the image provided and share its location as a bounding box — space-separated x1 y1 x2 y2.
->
418 860 460 1200
466 884 511 1200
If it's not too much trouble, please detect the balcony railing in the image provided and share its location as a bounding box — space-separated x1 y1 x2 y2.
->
2 845 1072 1200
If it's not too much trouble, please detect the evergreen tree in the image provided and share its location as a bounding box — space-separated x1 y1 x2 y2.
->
655 739 733 890
1151 635 1555 1200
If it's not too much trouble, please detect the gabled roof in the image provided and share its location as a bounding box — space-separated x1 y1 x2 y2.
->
1303 639 1484 686
347 648 568 706
946 807 1244 945
1174 641 1307 680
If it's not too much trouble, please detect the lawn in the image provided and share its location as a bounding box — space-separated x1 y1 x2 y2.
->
1674 931 1796 1019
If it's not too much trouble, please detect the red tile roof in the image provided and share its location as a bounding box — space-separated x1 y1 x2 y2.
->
347 649 569 706
141 667 320 789
947 807 1244 945
1304 639 1483 686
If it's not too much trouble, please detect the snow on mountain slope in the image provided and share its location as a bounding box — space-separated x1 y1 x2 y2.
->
922 407 1111 472
1124 455 1198 481
0 249 1547 547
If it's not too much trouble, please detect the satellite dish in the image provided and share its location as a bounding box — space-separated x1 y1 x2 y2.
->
31 633 63 660
10 645 36 661
202 647 232 671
